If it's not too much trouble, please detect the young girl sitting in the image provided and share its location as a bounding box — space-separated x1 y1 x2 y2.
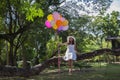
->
60 36 77 75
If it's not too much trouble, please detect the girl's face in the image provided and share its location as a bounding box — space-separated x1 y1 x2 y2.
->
69 37 74 42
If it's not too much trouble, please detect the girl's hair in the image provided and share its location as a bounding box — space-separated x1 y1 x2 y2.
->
68 37 75 45
67 36 76 45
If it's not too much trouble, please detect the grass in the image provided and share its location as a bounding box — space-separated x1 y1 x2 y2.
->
28 63 120 80
0 62 120 80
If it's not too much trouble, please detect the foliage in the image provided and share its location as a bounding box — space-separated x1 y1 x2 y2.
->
0 0 45 66
0 40 6 65
0 0 118 67
21 1 44 21
59 0 112 17
46 35 62 59
92 11 120 37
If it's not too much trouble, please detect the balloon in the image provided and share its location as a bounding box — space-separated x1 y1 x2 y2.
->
45 20 51 28
62 26 69 31
56 20 62 28
61 17 65 21
62 20 69 26
59 15 62 18
53 24 58 30
53 12 60 21
53 12 60 17
50 20 55 26
47 14 53 21
45 12 69 31
58 26 63 31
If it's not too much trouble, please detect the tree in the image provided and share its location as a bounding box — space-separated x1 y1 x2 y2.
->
0 0 44 66
58 0 112 17
91 11 120 38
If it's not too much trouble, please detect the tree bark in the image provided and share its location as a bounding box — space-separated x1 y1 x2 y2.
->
8 40 14 66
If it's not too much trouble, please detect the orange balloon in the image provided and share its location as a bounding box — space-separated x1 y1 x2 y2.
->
62 20 69 26
56 20 62 28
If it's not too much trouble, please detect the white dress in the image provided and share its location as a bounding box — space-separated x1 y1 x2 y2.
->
63 44 77 61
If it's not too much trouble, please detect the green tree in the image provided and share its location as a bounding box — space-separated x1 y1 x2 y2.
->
0 0 44 66
92 11 120 37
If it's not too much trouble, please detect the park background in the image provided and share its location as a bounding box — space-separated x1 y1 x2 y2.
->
0 0 120 80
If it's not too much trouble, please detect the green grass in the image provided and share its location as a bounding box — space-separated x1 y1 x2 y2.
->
28 63 120 80
0 63 120 80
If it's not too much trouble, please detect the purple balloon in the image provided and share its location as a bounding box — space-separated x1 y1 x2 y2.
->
62 26 69 31
58 26 63 31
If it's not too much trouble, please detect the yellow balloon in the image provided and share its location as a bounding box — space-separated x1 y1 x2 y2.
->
53 24 58 30
62 20 69 26
47 14 53 21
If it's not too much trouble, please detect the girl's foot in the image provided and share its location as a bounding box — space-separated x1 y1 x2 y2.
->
58 69 61 73
69 69 72 72
68 69 72 75
68 72 72 75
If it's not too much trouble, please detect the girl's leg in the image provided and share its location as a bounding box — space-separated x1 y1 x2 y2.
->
70 60 73 72
68 59 73 74
68 60 71 73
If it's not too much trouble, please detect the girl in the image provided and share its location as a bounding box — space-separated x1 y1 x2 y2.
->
60 36 77 75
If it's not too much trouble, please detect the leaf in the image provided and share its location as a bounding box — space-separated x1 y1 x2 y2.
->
38 9 44 17
21 1 44 21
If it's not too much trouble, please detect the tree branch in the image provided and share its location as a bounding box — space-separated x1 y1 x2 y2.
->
1 48 120 77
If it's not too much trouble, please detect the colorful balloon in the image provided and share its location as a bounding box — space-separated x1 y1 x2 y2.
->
61 17 65 21
47 14 53 21
53 12 60 21
56 20 62 28
62 20 69 26
58 26 63 31
45 20 51 28
62 26 69 31
45 12 69 31
53 24 58 30
50 20 55 26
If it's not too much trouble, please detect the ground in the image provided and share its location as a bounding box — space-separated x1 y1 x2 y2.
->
0 63 120 80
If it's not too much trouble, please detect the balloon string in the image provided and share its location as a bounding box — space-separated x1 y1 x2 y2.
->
58 43 61 73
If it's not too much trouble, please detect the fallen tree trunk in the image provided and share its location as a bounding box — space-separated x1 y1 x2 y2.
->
0 48 120 77
77 48 112 60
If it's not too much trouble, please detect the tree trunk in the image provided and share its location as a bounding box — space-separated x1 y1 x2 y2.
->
115 55 119 62
13 48 17 66
6 41 9 65
22 45 27 69
0 49 2 65
7 41 14 66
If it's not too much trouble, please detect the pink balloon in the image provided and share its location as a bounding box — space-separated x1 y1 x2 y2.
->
45 20 51 28
62 26 69 31
61 17 65 21
53 12 60 21
53 12 60 17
